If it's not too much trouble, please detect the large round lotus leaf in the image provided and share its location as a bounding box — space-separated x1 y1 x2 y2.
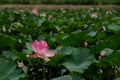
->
52 75 72 80
62 47 96 73
0 58 25 80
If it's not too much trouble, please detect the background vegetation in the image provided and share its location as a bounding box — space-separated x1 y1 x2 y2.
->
0 0 120 5
0 8 120 80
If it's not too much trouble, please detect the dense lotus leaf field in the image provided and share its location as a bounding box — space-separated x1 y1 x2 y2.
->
0 8 120 80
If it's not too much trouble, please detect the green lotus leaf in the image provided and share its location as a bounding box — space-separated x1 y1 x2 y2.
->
62 47 96 73
0 58 25 80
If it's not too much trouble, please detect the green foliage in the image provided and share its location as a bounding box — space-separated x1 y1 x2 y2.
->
108 24 120 31
62 47 96 73
102 51 120 66
2 51 17 61
52 75 72 80
0 58 25 80
0 8 120 80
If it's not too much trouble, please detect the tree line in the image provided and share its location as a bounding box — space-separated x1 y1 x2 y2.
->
0 0 120 5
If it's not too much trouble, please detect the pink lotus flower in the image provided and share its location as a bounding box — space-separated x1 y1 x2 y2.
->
40 13 46 17
48 15 53 20
100 51 106 56
32 8 38 16
98 50 106 60
105 11 112 15
61 8 66 13
27 40 55 61
91 12 98 19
